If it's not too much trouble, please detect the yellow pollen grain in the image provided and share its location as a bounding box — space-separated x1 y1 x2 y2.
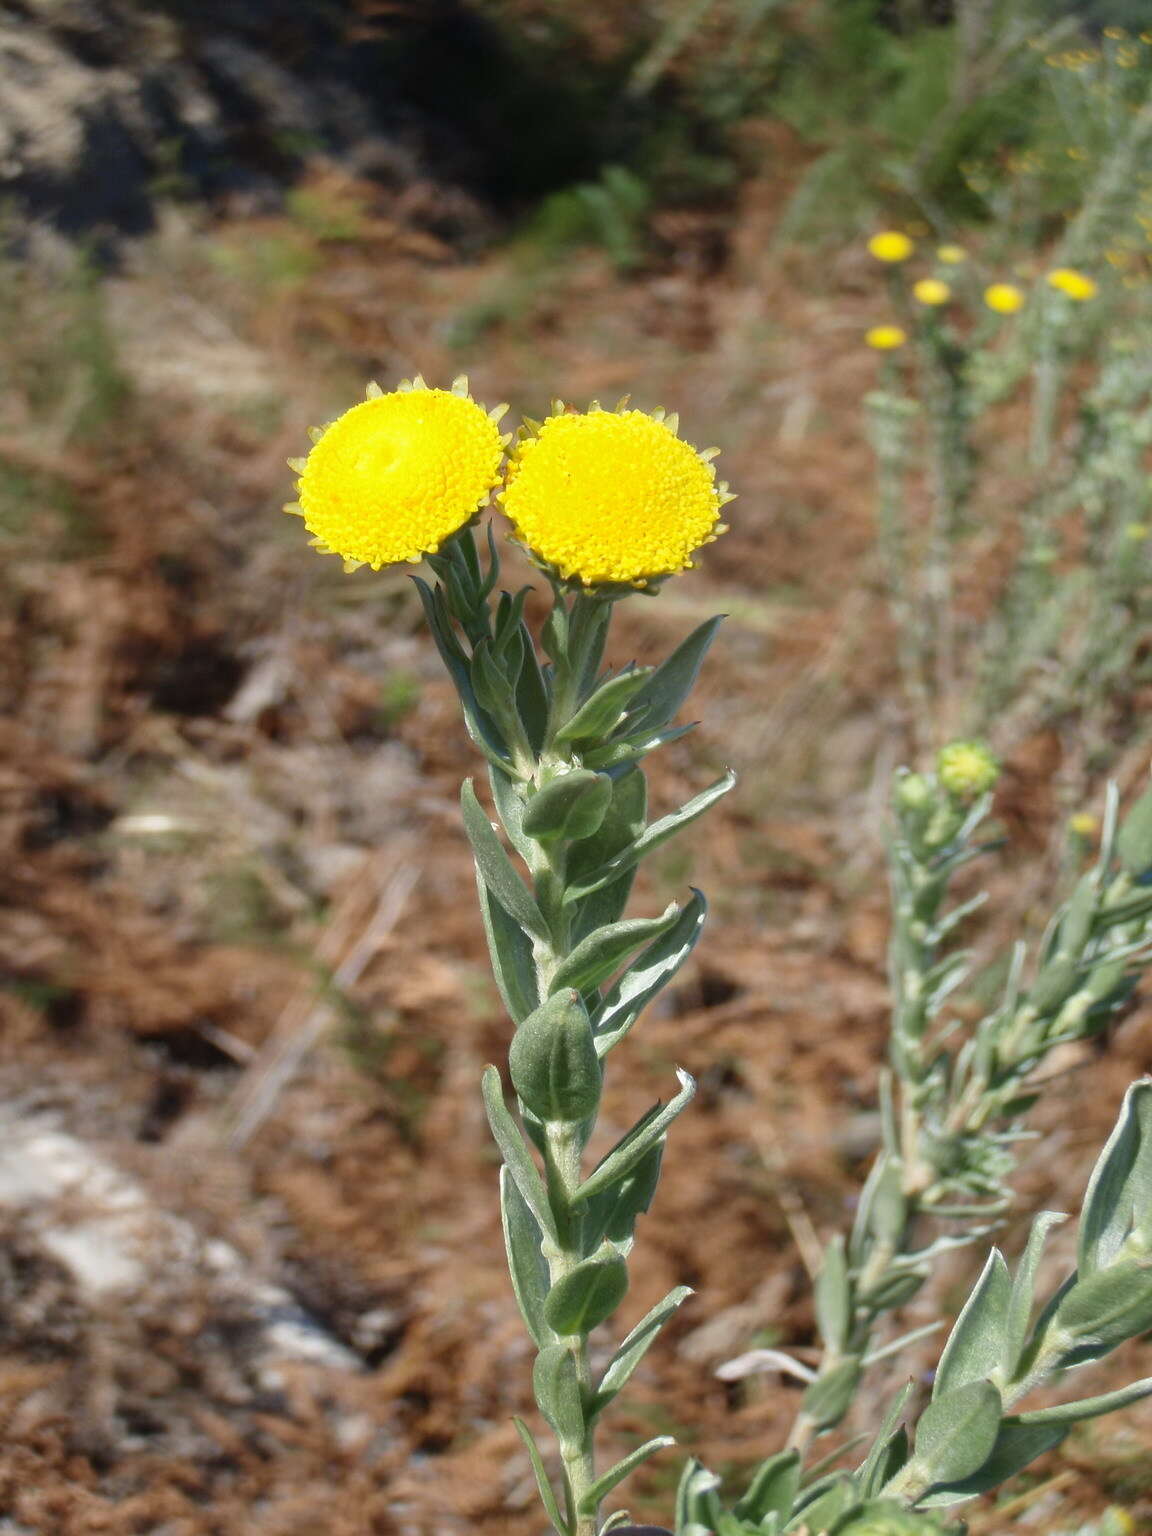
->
294 386 505 570
500 408 725 587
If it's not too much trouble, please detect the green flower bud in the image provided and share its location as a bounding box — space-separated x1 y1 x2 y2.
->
895 771 933 812
936 740 999 802
509 989 602 1122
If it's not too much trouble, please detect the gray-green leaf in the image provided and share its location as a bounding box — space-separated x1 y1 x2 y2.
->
1078 1079 1152 1276
551 904 682 997
593 890 708 1055
481 1065 557 1242
589 1285 692 1418
620 616 724 735
576 1437 675 1515
564 773 736 902
916 1418 1066 1508
553 669 652 745
476 871 539 1023
461 779 549 940
576 1070 696 1205
501 1166 552 1349
513 1416 570 1535
522 770 614 844
731 1451 801 1524
534 1342 586 1444
933 1250 1011 1397
545 1247 630 1335
904 1380 1002 1490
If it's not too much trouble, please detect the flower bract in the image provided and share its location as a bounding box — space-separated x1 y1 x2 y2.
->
866 325 907 350
499 406 729 588
1047 266 1098 301
868 231 914 262
984 282 1024 314
913 278 952 306
288 378 506 571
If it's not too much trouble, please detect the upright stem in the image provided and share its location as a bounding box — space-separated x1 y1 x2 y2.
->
523 598 613 1535
544 1120 599 1536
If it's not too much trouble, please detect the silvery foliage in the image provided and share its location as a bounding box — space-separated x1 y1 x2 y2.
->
417 527 732 1536
418 525 1152 1536
682 768 1152 1535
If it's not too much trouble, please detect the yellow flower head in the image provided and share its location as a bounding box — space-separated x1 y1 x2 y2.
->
936 244 967 264
937 740 999 801
868 231 914 263
499 405 730 588
866 325 907 350
287 378 507 571
913 278 952 306
984 282 1025 314
1069 811 1100 839
1047 267 1098 301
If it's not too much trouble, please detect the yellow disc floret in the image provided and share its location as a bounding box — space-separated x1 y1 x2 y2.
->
289 379 506 571
500 406 729 588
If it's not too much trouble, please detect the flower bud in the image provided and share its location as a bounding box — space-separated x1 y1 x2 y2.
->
936 740 999 803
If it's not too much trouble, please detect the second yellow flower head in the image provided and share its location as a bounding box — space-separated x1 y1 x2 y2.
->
501 406 729 588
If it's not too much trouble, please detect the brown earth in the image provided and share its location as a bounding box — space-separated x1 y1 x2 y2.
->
1 156 1151 1535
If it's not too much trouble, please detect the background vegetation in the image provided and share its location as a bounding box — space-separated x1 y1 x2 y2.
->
3 2 1152 1533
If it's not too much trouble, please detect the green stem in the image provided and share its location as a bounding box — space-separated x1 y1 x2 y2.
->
544 1119 599 1536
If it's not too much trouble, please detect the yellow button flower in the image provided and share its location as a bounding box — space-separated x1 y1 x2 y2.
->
913 278 952 306
936 245 967 264
287 378 507 571
1047 267 1098 300
984 282 1024 314
866 325 907 350
499 406 729 588
868 231 914 262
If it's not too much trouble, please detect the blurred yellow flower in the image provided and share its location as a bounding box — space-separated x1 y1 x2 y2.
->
1047 267 1098 300
500 406 730 588
1069 812 1100 839
936 245 967 264
868 231 914 262
913 278 952 306
937 741 999 801
984 283 1024 314
288 378 507 571
866 326 907 350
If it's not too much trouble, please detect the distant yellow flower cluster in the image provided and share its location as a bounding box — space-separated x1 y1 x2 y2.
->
862 228 1101 347
287 380 731 588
